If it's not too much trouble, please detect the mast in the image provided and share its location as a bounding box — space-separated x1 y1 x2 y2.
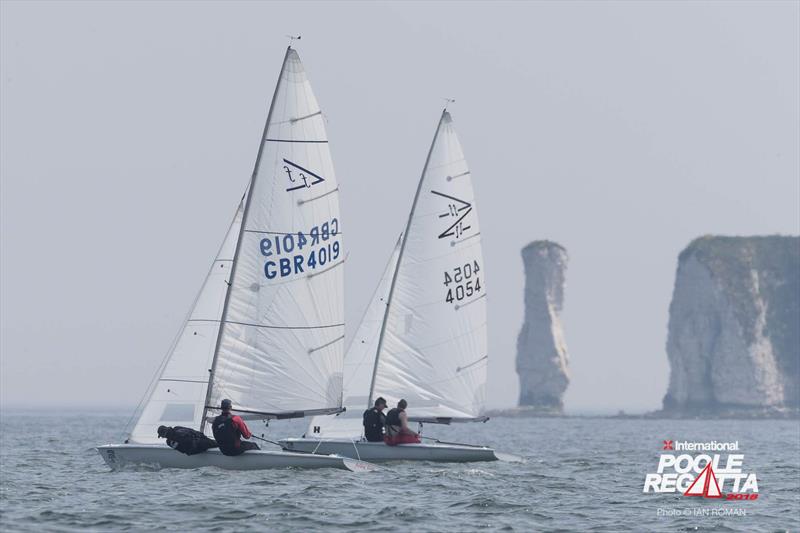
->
200 46 293 433
366 108 448 408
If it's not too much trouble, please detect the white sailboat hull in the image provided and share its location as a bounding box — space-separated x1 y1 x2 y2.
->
278 438 499 463
96 444 377 472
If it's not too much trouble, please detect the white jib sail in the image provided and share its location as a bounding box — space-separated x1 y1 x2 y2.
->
206 47 345 420
129 199 245 444
371 110 487 422
306 236 401 438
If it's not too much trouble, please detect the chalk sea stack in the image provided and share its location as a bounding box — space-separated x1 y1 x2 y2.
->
515 241 570 413
663 235 800 417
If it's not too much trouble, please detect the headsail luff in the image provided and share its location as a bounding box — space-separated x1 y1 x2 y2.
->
370 110 488 422
129 197 245 444
204 47 345 424
344 235 402 411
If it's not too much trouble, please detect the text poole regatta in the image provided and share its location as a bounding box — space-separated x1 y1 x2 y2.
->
643 454 759 494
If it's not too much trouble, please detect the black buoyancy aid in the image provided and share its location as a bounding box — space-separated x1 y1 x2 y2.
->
362 408 385 442
164 426 217 456
385 407 403 437
212 414 241 455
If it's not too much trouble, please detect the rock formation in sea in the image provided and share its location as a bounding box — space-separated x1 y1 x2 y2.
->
515 241 570 412
663 235 800 416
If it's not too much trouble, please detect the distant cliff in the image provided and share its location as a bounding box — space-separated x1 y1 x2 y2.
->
516 241 570 412
663 235 800 416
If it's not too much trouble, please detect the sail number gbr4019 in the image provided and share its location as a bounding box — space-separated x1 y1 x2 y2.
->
260 218 340 280
443 260 482 305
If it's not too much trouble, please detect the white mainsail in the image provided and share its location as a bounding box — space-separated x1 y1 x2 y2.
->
309 110 486 439
371 110 488 422
129 47 344 443
205 47 345 421
129 199 244 444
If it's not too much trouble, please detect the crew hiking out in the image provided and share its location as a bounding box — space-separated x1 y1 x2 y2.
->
157 425 217 456
211 399 260 456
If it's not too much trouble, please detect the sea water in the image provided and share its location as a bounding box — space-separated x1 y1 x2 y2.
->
1 411 798 532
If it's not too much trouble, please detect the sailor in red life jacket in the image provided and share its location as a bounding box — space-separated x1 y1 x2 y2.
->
383 399 421 446
211 399 260 456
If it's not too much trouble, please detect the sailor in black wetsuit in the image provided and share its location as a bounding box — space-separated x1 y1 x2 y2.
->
362 397 387 442
157 425 217 455
212 399 260 456
384 399 421 446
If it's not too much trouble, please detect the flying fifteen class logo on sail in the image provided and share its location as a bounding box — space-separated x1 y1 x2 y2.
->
283 159 325 191
432 190 473 240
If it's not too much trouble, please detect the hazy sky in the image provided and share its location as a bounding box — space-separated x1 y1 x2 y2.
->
1 1 798 413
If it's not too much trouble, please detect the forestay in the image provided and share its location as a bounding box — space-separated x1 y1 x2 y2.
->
129 200 244 444
343 236 402 410
371 110 488 422
206 47 345 420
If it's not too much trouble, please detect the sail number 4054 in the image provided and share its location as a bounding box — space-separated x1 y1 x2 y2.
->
444 260 482 304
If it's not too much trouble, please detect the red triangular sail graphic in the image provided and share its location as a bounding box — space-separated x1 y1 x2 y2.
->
706 471 722 497
684 463 723 498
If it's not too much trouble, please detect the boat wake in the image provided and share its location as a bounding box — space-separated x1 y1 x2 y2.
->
494 451 526 463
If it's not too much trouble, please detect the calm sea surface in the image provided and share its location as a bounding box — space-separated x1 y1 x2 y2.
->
0 412 798 532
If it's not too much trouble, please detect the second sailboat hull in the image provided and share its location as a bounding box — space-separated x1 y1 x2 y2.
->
278 438 499 463
96 444 377 472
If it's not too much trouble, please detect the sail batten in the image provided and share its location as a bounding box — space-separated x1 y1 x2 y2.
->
189 319 344 330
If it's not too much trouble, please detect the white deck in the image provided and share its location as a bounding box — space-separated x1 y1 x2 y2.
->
279 438 499 463
96 444 377 472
